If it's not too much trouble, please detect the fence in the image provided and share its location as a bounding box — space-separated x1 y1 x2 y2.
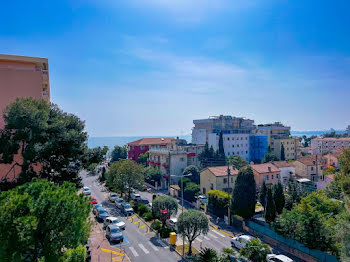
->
244 220 339 262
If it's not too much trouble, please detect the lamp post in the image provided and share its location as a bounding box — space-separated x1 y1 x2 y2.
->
170 173 192 258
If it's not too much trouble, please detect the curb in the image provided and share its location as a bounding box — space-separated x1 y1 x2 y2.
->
210 224 234 238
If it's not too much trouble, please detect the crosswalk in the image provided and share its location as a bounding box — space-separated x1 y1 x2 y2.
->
126 240 168 257
194 229 228 244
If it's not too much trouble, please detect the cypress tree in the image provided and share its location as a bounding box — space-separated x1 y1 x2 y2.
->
232 166 257 219
265 187 276 223
273 182 285 214
218 131 225 156
281 143 285 161
259 180 267 210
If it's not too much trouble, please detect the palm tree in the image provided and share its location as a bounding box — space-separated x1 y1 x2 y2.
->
198 248 218 262
240 239 272 262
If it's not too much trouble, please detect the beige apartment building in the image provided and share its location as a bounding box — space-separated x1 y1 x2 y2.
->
271 137 297 160
0 54 50 182
293 155 326 182
200 166 239 194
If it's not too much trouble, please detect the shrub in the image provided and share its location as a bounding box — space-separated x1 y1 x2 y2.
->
132 202 139 213
158 227 172 238
207 190 231 218
143 212 153 221
151 220 162 231
138 204 150 217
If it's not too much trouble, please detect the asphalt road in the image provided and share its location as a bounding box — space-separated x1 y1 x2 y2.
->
81 172 182 262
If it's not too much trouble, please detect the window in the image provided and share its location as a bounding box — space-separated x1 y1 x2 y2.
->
140 145 145 150
227 137 230 141
265 175 269 180
231 177 234 183
232 145 234 148
311 167 314 171
241 137 243 140
180 157 185 161
277 174 280 179
223 178 227 184
237 144 239 148
245 137 248 140
246 151 248 154
203 188 206 194
210 183 214 190
271 175 274 179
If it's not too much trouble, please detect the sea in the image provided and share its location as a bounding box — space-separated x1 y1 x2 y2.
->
87 130 346 149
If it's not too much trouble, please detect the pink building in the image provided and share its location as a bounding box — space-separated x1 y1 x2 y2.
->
251 163 281 190
0 54 50 182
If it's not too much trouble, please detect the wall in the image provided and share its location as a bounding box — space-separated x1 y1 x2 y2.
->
249 135 268 162
169 153 187 182
271 138 297 160
253 170 280 189
279 166 295 187
293 161 308 178
215 175 236 192
200 169 217 194
192 128 206 145
128 145 149 162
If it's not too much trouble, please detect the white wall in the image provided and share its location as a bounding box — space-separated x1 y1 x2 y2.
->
169 153 187 183
192 128 206 145
279 166 295 187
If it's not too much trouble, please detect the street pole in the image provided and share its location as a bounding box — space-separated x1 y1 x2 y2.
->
227 164 231 226
182 174 185 257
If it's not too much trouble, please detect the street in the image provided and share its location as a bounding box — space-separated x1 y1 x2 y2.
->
82 172 182 262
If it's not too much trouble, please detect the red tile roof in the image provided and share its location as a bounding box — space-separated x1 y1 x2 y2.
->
313 137 350 141
205 166 239 177
272 161 294 168
295 155 325 166
128 137 174 146
251 163 280 174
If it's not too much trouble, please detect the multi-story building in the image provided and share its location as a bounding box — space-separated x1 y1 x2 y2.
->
200 166 239 194
272 161 295 187
292 155 327 182
249 136 268 162
347 125 350 137
311 137 350 154
323 151 342 170
0 54 50 182
127 137 174 162
251 163 281 190
270 137 297 160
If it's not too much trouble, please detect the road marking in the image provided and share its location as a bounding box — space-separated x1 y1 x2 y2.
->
134 220 140 224
129 246 139 257
211 230 226 237
128 217 133 221
149 243 159 251
101 248 125 256
140 225 145 229
196 237 203 242
157 239 167 248
203 235 210 240
138 244 150 254
208 233 218 239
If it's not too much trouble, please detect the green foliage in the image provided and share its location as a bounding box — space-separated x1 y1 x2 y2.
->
324 166 336 175
262 152 279 163
228 156 248 170
265 187 276 223
183 182 200 202
60 245 86 262
207 190 230 218
284 175 306 210
151 220 162 231
325 177 343 200
273 182 285 214
87 163 98 172
152 196 178 218
280 144 285 161
240 239 271 262
218 131 225 158
259 181 267 210
110 145 127 162
138 152 149 166
106 160 144 197
0 179 91 262
83 146 108 168
145 167 162 185
232 166 257 219
143 212 153 221
0 98 88 187
199 248 218 262
178 177 191 189
199 142 225 168
183 165 200 184
137 204 150 217
177 210 209 255
157 227 172 238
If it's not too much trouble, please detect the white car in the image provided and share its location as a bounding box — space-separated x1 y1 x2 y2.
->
267 254 294 262
108 193 119 203
104 216 126 230
231 235 256 249
131 193 141 201
115 198 125 209
166 218 178 231
83 187 91 195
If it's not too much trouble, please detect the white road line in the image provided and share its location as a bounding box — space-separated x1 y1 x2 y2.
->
203 235 210 240
211 230 226 237
129 246 139 257
138 244 150 254
196 237 203 242
149 242 159 251
207 233 218 239
157 239 167 248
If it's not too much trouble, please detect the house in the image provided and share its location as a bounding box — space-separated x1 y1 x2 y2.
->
272 161 295 187
292 155 327 182
200 166 239 195
250 163 281 189
127 137 174 162
323 151 342 170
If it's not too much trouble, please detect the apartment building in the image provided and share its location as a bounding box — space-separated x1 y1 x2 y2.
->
0 54 50 182
251 163 281 190
311 137 350 154
272 161 295 187
347 125 350 137
293 155 327 182
271 137 297 160
200 166 239 194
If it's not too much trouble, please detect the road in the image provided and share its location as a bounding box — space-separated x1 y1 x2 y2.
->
82 172 182 262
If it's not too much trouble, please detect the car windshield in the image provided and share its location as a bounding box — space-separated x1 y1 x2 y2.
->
111 194 117 197
99 210 108 214
112 219 121 224
83 188 89 191
94 204 101 209
124 204 131 209
111 228 121 233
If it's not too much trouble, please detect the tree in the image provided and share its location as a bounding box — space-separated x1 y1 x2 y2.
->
218 131 225 157
60 245 86 262
138 152 149 166
228 156 248 170
273 182 285 214
280 144 285 161
183 182 200 202
0 98 88 188
199 142 225 168
110 145 127 162
107 160 144 197
0 179 91 261
198 248 218 262
207 190 231 218
152 196 178 221
183 165 200 184
144 167 162 186
265 187 276 223
259 180 267 211
83 146 108 168
240 239 271 262
177 210 209 256
262 152 279 163
232 166 257 219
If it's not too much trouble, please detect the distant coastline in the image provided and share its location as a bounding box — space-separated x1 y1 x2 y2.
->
88 130 346 149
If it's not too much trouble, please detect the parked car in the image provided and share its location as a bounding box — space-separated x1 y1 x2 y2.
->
121 203 134 215
104 216 126 230
131 193 141 201
90 196 98 204
198 195 207 203
267 254 294 262
96 207 109 222
166 218 178 231
108 193 119 203
231 235 256 249
93 204 102 214
106 225 124 244
139 198 149 205
115 198 125 209
83 187 91 195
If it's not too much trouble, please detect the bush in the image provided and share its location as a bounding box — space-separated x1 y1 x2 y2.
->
183 182 200 202
158 227 172 238
151 220 162 231
143 212 153 221
207 190 231 218
60 245 86 262
132 202 139 213
138 204 150 217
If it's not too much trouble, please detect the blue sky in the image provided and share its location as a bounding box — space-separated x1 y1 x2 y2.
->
1 0 350 136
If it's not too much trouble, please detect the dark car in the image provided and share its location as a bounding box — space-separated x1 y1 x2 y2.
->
139 198 149 205
121 203 134 215
106 225 124 243
93 204 102 215
96 207 109 222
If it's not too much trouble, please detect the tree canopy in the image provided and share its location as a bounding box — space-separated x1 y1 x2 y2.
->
262 152 279 163
0 179 91 261
265 187 276 223
152 195 178 219
273 182 285 214
199 142 226 168
228 156 248 170
240 239 271 262
259 180 267 210
231 166 257 219
83 146 108 168
0 98 88 188
280 144 285 161
177 210 209 255
138 152 149 166
110 145 127 162
183 165 200 184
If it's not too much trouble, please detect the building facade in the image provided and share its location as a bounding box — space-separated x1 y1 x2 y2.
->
311 137 350 154
200 166 239 195
347 125 350 137
272 161 295 187
251 163 281 190
270 137 297 160
249 135 268 162
0 54 50 182
292 155 327 182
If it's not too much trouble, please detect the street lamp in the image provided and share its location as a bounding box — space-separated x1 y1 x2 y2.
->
170 173 192 258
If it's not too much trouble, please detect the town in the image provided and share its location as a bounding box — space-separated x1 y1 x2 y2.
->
0 54 350 262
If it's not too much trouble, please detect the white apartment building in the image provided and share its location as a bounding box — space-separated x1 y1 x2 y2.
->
272 161 296 187
311 137 350 154
347 125 350 137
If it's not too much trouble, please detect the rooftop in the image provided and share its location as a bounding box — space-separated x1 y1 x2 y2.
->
204 166 239 177
128 137 174 146
251 163 280 173
312 137 350 141
295 155 325 166
272 161 294 168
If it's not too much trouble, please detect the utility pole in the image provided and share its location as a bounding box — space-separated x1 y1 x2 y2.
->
227 164 231 226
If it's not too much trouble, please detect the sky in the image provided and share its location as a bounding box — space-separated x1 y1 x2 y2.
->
1 0 350 137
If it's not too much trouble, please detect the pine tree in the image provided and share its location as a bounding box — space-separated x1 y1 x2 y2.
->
265 187 276 223
219 131 225 156
259 180 267 210
281 144 286 161
232 166 257 219
273 182 285 214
